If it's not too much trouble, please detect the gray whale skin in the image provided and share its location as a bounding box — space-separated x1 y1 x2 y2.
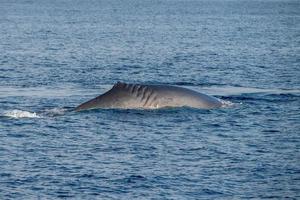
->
75 82 222 111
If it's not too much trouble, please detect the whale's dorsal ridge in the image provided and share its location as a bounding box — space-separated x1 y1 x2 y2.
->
112 82 150 96
113 81 127 89
113 81 136 89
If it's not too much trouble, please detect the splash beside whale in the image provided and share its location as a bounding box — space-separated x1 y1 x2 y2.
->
75 82 223 111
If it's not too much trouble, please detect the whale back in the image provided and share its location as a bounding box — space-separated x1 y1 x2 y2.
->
75 82 222 111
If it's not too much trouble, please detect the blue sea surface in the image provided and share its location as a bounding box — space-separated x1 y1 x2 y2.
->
0 0 300 199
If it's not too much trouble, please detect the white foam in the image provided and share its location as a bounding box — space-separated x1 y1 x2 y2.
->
2 110 41 119
220 99 237 108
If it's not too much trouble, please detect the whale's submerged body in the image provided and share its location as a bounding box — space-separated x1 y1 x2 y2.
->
75 82 223 111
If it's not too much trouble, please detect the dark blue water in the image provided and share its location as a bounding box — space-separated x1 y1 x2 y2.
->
1 0 300 199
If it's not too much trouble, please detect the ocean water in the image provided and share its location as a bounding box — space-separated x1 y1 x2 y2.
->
0 0 300 199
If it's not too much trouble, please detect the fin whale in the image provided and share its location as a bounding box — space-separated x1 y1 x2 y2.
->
75 82 223 111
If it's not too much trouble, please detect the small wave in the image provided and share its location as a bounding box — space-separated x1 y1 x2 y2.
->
2 110 41 119
201 86 300 96
42 107 69 116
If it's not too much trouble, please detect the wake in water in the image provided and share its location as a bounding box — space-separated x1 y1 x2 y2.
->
1 101 235 119
1 86 298 119
2 108 69 119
